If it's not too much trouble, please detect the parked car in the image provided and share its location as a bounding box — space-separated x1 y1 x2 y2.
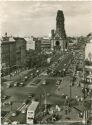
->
24 76 28 81
14 82 19 87
19 82 24 87
3 122 10 125
21 109 26 114
12 121 20 125
11 111 19 117
7 83 12 88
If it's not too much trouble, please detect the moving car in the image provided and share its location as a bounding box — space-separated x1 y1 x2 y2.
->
7 83 12 88
14 82 19 87
19 82 24 87
11 111 19 117
28 93 34 98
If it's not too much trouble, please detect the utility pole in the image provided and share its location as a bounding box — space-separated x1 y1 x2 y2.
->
10 101 13 111
43 87 47 112
40 85 47 112
89 92 92 125
69 84 72 99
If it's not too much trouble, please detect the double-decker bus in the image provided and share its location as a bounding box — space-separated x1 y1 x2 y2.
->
26 101 39 124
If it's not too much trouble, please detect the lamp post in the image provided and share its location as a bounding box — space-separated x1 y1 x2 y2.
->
69 84 72 99
40 85 47 112
68 77 72 109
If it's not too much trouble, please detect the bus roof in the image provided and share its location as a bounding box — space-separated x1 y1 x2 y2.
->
27 101 39 112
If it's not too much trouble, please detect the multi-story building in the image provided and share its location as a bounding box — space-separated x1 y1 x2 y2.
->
85 39 92 85
84 38 92 124
35 38 41 52
41 37 51 51
1 34 16 74
24 36 35 50
34 37 51 52
1 33 26 75
13 37 26 67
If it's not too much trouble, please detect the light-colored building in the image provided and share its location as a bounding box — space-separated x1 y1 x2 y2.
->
85 38 92 86
24 36 35 50
41 37 51 51
84 38 92 124
85 40 92 62
32 37 51 52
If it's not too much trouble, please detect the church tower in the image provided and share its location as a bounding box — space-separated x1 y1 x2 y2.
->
51 10 68 52
56 10 66 39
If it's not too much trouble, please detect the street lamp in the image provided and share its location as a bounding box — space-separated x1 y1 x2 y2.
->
69 77 73 99
40 85 47 112
69 84 72 99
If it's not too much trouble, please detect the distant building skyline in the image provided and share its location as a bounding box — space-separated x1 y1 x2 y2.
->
1 1 92 37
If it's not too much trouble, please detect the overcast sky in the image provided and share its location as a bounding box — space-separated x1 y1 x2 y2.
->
1 1 92 37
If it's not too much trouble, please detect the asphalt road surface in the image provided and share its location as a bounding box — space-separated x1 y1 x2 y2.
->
2 51 84 124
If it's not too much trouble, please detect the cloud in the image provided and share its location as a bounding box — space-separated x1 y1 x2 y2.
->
1 1 92 36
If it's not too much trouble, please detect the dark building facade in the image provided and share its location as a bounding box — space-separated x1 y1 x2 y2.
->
14 37 26 67
40 38 51 51
1 36 16 69
34 37 51 52
1 34 26 75
56 10 66 38
35 38 41 52
51 10 68 52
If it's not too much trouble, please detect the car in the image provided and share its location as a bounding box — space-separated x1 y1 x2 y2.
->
11 111 19 117
56 81 60 86
28 92 34 97
14 83 17 87
36 70 39 73
19 82 24 87
7 83 12 88
28 95 32 98
21 109 26 114
35 79 41 84
30 83 37 86
42 80 46 85
14 82 19 87
28 93 34 98
12 121 19 125
24 76 28 81
23 99 30 105
3 122 9 125
47 93 51 96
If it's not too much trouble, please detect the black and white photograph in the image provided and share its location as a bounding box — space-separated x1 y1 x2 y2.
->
1 1 92 125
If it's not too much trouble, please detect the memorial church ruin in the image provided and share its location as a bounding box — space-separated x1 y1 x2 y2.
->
51 10 68 52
